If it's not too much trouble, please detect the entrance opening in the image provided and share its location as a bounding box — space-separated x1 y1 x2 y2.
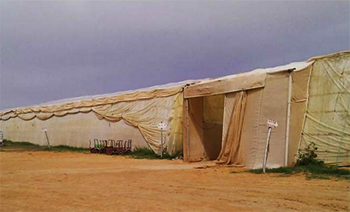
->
187 94 224 161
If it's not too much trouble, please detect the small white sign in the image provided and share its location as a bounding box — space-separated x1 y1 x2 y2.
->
157 122 167 130
267 120 278 128
42 127 48 132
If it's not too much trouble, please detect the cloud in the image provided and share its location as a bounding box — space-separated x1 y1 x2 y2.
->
0 0 349 109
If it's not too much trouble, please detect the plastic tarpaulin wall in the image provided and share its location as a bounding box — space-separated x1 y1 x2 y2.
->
221 92 236 160
184 62 311 99
0 112 148 149
226 72 289 168
92 93 184 155
184 71 265 98
0 86 183 118
288 66 312 165
183 71 290 168
182 61 313 167
252 72 289 168
300 52 350 166
239 88 264 168
0 86 185 155
217 91 247 165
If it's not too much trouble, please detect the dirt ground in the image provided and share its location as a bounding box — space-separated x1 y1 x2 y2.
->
0 151 349 212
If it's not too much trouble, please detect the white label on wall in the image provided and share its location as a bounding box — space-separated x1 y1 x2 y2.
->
157 122 167 130
267 120 278 128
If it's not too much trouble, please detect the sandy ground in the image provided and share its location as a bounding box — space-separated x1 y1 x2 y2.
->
0 151 349 212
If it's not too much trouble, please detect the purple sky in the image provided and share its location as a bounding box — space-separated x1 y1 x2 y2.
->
0 1 349 110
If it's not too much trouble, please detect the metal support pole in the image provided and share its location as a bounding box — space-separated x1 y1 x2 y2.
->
263 127 272 173
44 131 51 149
285 70 293 166
160 128 163 157
186 99 190 161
